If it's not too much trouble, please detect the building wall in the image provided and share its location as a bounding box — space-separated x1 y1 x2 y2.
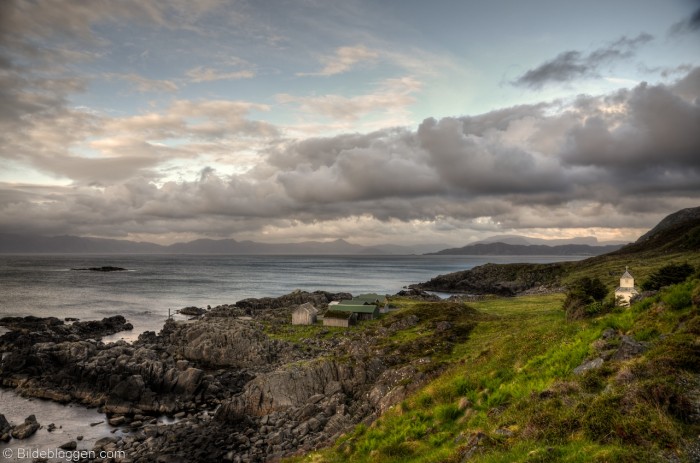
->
615 288 638 307
323 317 351 328
292 312 316 325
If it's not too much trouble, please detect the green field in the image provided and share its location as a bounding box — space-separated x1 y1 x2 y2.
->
286 273 700 463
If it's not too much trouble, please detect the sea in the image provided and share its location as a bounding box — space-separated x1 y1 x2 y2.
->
0 253 585 461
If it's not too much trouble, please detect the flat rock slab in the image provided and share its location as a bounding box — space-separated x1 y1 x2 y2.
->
573 357 604 375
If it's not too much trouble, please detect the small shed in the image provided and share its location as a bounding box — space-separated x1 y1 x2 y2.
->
292 303 318 325
323 310 357 328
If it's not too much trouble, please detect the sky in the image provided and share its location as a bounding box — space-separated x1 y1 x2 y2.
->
0 0 699 246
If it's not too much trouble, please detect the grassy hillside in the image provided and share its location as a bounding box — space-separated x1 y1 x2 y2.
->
286 277 700 462
415 207 700 296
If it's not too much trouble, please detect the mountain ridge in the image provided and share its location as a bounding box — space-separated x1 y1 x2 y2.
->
0 233 449 255
427 242 623 256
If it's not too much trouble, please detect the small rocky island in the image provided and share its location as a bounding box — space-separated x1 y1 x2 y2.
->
70 266 128 272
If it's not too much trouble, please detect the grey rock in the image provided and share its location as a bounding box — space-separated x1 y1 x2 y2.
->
10 415 40 439
60 440 78 450
573 357 604 375
611 335 648 361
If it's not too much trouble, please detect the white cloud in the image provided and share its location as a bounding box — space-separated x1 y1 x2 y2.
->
186 66 255 82
277 76 421 122
106 73 179 93
298 45 379 76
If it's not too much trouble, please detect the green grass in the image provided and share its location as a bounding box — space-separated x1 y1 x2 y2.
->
286 277 700 463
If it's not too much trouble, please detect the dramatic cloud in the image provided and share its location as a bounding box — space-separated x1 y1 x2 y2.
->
1 1 698 245
2 67 698 244
514 33 653 89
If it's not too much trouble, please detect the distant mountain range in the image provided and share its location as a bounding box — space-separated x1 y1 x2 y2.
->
0 233 449 255
427 242 624 256
469 235 626 246
0 232 630 256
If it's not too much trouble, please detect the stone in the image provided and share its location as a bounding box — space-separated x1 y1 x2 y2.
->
611 335 648 361
11 415 40 439
573 357 604 375
94 436 119 450
60 440 78 450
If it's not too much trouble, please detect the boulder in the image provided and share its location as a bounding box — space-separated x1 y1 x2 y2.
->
0 413 12 442
11 415 40 439
573 357 604 375
611 335 648 361
112 374 145 401
60 441 78 450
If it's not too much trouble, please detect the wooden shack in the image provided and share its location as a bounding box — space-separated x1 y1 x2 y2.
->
322 310 357 328
292 302 318 325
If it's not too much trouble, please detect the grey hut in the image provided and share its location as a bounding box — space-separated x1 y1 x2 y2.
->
292 303 318 325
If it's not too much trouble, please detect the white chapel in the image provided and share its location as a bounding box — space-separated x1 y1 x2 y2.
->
615 266 640 306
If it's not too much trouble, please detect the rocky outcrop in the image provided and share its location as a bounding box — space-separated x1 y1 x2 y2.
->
0 290 477 462
573 329 650 375
0 413 12 442
10 415 39 439
411 262 568 296
0 315 133 345
393 288 441 301
179 306 207 316
164 318 285 369
0 318 255 416
235 290 351 313
70 266 127 272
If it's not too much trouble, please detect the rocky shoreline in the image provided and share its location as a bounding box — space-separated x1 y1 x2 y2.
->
410 262 570 296
0 289 453 462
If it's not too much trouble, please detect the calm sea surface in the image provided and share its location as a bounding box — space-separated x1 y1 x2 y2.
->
0 254 586 336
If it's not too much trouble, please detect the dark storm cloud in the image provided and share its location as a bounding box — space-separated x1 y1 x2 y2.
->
669 6 700 35
563 80 700 170
513 33 653 89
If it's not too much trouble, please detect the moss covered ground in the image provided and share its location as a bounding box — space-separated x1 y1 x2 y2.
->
285 276 700 463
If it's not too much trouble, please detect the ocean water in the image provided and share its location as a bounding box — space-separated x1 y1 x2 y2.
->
0 254 585 337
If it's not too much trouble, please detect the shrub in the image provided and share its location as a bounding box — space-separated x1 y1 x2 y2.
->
582 393 623 442
662 284 692 310
641 263 694 291
435 403 463 422
563 277 609 319
416 392 433 408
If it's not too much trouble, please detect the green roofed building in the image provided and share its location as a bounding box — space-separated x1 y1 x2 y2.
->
333 303 379 321
354 294 389 313
338 299 368 305
355 293 387 303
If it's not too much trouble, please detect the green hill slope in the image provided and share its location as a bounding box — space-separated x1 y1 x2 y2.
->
414 206 700 295
288 283 700 463
283 207 700 463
